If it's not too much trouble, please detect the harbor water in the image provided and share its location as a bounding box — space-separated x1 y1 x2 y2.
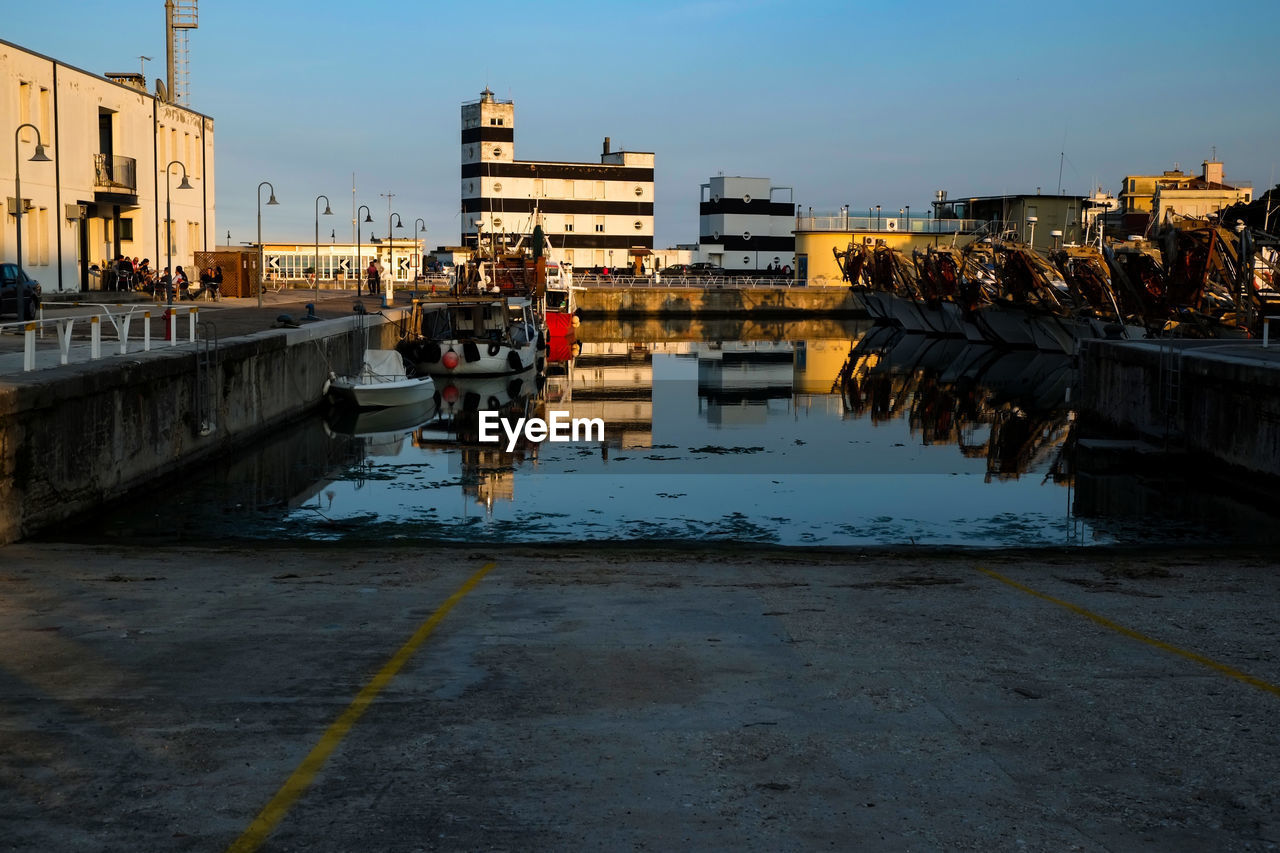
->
55 319 1280 548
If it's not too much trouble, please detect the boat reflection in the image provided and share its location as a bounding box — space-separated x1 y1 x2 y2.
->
838 327 1076 482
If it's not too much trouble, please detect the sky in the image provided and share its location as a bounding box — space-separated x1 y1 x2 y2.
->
6 0 1278 248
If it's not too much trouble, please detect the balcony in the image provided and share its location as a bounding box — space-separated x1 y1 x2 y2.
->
93 154 137 192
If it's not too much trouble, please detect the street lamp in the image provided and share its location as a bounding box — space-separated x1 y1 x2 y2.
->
314 194 333 302
12 123 51 309
386 212 404 304
165 160 193 304
904 205 910 232
256 180 278 308
414 218 427 283
356 205 372 296
875 204 881 230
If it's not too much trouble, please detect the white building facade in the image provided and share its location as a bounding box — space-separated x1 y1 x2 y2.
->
460 88 653 272
1 39 214 292
698 176 795 272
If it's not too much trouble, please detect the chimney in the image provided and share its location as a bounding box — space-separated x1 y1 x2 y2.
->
603 136 611 158
1202 159 1224 186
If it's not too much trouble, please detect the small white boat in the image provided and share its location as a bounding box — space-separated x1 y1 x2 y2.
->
397 295 540 377
325 349 436 409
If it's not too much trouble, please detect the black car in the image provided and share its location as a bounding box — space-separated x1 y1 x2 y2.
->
688 262 727 276
0 263 42 320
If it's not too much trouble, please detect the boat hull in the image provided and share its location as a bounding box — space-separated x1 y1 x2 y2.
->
400 338 538 377
327 375 436 409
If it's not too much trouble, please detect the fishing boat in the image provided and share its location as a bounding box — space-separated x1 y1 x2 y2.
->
324 349 436 409
397 295 540 377
543 261 579 339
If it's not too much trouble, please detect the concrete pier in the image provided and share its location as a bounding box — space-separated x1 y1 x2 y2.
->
0 300 403 543
576 285 862 317
1081 338 1280 477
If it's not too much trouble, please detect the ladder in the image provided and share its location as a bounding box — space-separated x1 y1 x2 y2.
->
1158 340 1182 442
194 320 218 436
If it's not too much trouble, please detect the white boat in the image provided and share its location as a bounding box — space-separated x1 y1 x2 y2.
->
324 349 436 409
398 295 540 377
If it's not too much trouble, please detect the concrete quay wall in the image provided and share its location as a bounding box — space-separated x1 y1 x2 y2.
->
1081 339 1280 477
0 314 402 543
576 286 863 316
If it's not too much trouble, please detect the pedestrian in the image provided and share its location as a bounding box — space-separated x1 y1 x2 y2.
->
374 258 385 296
212 265 223 301
158 267 173 304
366 259 379 296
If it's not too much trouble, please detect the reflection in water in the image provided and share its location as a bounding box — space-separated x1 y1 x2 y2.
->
52 319 1280 547
838 327 1075 483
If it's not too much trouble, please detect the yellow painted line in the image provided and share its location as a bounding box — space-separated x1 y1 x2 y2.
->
226 560 498 853
976 566 1280 699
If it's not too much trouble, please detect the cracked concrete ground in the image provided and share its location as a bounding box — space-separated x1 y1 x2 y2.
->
1 543 1277 852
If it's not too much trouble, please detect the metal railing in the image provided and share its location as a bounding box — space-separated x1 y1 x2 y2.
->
0 303 202 373
572 275 830 289
92 154 138 191
796 215 990 234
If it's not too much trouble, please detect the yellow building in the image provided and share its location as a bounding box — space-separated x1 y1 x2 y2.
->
1119 159 1252 230
793 212 980 286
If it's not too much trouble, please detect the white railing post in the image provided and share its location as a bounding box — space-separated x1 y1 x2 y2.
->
189 307 197 342
90 315 102 360
58 318 74 365
143 311 151 351
23 322 35 371
119 313 132 354
168 308 177 346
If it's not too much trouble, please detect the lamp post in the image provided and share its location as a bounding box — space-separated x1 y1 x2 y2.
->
904 205 910 233
385 212 403 305
165 160 193 304
414 217 427 283
356 204 372 296
875 204 881 230
256 180 278 308
12 123 51 307
314 194 332 302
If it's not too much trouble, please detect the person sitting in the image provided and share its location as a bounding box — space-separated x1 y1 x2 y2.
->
174 266 189 301
199 267 214 300
212 265 223 301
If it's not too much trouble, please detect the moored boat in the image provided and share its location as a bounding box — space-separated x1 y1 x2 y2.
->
397 295 540 377
324 349 436 409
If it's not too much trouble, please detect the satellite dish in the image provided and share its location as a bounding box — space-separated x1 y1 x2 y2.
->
155 78 169 102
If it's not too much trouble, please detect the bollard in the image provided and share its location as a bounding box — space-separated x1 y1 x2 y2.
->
90 315 102 359
23 322 35 371
189 307 198 342
143 311 151 351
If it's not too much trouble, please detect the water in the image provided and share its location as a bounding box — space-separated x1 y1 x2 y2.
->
61 319 1280 548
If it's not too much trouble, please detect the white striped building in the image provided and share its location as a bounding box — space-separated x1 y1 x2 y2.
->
698 176 795 273
460 88 653 272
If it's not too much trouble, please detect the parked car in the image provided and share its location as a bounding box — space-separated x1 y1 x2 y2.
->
0 263 41 320
660 264 692 277
688 262 727 276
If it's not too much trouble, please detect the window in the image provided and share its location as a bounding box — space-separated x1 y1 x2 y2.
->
1129 179 1136 193
634 185 643 197
497 118 503 126
594 216 605 233
634 220 643 230
37 207 49 265
492 146 503 157
564 215 575 233
119 218 134 242
594 250 605 267
490 118 497 126
533 178 543 197
18 82 31 139
594 181 605 199
493 181 502 193
39 87 50 138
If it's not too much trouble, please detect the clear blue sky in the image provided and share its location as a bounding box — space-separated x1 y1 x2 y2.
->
7 0 1278 248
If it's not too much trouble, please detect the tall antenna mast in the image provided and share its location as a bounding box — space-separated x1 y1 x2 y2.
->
165 0 199 105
